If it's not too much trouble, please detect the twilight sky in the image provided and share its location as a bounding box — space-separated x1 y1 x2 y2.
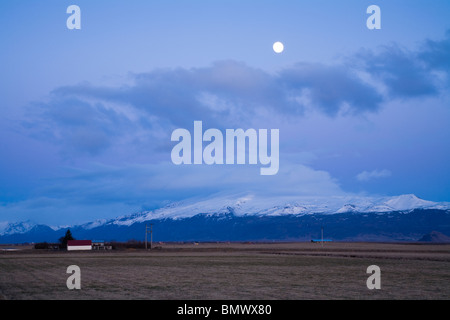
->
1 0 449 226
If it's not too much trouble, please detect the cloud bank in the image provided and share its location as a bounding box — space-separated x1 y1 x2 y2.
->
26 31 450 157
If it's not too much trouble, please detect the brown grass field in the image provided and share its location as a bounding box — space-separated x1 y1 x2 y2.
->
0 242 449 300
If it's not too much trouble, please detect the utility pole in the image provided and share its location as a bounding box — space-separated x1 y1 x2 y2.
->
150 223 153 249
145 224 153 250
321 226 324 248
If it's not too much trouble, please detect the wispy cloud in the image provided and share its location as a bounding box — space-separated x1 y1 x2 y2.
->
356 169 392 182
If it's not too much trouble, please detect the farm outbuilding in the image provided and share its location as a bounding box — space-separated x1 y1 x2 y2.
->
67 240 92 251
92 240 112 250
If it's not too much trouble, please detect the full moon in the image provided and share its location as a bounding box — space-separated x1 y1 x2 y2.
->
273 41 284 53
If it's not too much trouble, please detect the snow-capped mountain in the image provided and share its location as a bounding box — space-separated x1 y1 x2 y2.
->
1 193 449 243
104 193 448 227
0 220 37 236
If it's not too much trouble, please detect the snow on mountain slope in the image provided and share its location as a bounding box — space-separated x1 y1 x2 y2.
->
80 219 108 230
107 193 449 227
384 194 436 211
0 220 36 236
336 204 358 213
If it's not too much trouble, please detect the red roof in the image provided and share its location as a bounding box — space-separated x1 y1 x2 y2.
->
68 240 92 246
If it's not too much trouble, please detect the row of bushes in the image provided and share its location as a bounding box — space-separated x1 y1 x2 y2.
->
33 240 152 250
34 242 62 250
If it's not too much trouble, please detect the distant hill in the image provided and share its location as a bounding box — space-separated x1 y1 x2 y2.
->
419 231 450 243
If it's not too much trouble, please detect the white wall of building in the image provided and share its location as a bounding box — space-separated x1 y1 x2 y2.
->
67 245 92 251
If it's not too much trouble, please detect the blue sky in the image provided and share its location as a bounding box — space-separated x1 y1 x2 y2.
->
1 0 449 225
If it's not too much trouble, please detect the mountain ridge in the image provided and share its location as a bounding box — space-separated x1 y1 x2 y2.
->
1 194 449 243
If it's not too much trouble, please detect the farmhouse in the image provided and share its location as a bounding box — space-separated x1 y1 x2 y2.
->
67 240 92 251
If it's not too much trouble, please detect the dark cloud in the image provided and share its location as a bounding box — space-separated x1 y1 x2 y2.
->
24 96 136 156
352 30 450 99
418 29 450 72
46 59 385 130
53 61 293 129
354 45 437 98
279 62 383 116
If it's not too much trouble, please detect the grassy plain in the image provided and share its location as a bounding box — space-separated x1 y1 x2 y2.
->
0 242 449 300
